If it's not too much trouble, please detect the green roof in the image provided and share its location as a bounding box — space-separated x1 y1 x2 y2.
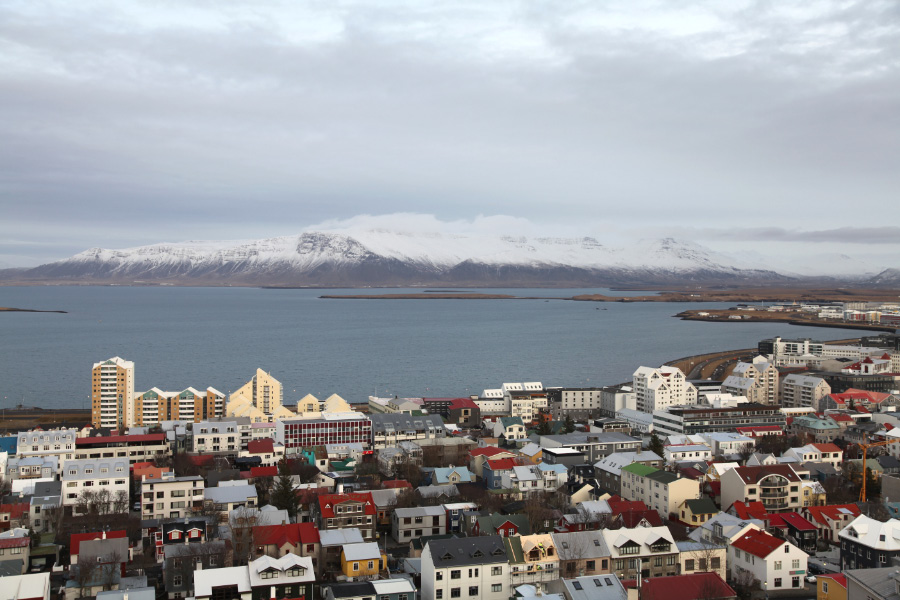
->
504 536 524 563
646 470 678 484
621 463 659 477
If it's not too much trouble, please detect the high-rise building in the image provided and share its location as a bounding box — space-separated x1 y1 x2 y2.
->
226 368 294 423
632 365 697 413
91 357 135 430
132 387 224 426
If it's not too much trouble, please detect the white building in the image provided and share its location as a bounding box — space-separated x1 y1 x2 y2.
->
780 374 831 410
193 421 241 453
632 366 698 413
140 474 205 521
729 528 808 591
61 458 129 515
421 536 510 600
16 428 77 472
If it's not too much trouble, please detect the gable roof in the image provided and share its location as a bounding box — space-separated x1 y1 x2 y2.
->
637 573 736 600
253 522 320 548
730 529 787 559
70 530 128 557
246 438 275 454
426 536 510 566
730 465 801 484
318 493 376 518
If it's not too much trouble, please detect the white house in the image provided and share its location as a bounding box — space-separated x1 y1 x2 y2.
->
729 528 807 591
421 536 510 600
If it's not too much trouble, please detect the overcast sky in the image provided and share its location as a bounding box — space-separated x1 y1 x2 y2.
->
1 0 898 272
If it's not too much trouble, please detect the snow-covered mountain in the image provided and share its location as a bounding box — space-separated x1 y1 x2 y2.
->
8 231 791 286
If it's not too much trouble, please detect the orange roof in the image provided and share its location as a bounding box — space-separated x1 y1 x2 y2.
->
812 443 842 453
469 447 509 458
486 458 518 470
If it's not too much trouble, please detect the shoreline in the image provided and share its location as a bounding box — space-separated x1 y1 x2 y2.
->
0 306 67 313
675 309 897 333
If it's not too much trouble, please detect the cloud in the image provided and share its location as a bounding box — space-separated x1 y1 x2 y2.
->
682 226 900 244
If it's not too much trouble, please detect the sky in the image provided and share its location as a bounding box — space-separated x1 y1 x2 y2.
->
1 0 899 274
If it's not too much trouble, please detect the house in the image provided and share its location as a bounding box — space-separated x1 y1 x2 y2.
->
432 466 474 486
420 536 511 600
728 528 807 591
699 433 754 458
551 530 611 578
163 540 226 599
340 542 386 580
193 566 251 600
0 529 31 574
315 493 376 541
140 474 205 521
790 415 841 443
804 505 862 544
781 512 818 554
0 572 50 600
393 506 447 542
555 573 626 600
325 579 417 600
253 522 320 569
203 481 258 519
601 525 678 579
61 458 130 516
488 417 527 441
676 540 727 581
471 513 530 538
816 574 847 600
248 554 315 600
839 514 900 570
319 529 365 573
70 530 130 566
502 464 567 496
843 567 900 600
619 463 700 519
593 451 663 496
678 497 719 527
239 438 284 467
484 459 519 490
664 444 712 464
504 534 561 593
631 573 736 600
468 447 517 478
720 465 803 514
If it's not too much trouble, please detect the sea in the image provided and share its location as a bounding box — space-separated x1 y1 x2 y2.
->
0 286 872 411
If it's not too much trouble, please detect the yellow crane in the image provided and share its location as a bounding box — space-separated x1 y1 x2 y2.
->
858 437 900 502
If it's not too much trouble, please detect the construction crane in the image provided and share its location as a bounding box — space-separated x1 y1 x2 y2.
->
858 437 900 502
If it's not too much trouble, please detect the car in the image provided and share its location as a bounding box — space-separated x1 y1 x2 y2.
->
806 576 817 584
133 502 141 512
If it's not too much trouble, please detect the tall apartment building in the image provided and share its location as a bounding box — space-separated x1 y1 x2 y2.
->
780 374 831 409
132 387 224 426
632 366 697 413
722 356 780 405
91 357 135 429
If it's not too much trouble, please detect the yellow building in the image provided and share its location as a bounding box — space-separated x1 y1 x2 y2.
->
817 574 847 600
340 542 387 579
801 480 827 507
678 497 719 527
227 369 294 423
91 357 134 429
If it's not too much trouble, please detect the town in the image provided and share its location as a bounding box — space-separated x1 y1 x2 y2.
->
2 331 900 600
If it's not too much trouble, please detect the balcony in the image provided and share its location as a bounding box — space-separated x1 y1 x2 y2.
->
760 489 788 498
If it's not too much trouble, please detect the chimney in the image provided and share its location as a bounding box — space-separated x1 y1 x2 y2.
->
102 531 107 540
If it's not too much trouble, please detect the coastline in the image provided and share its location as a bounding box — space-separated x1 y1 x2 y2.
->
0 306 67 313
675 309 897 334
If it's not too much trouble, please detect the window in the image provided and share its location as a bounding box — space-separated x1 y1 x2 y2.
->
774 561 782 570
451 570 461 579
685 559 695 571
174 575 183 586
491 567 502 576
469 587 478 596
436 572 443 581
711 557 720 569
586 560 595 571
791 559 799 569
491 585 502 593
353 562 359 571
368 560 374 570
436 592 443 600
774 578 782 588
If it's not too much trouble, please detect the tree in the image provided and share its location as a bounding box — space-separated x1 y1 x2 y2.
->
100 550 125 591
738 443 755 464
536 419 552 436
74 554 100 598
649 433 664 457
230 505 259 565
271 459 299 520
255 475 275 506
755 434 788 456
288 459 321 484
563 414 576 434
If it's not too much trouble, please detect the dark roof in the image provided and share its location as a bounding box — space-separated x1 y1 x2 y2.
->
684 497 718 515
426 536 510 566
326 582 376 598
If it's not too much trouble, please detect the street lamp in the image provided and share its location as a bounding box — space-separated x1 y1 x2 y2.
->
763 581 768 600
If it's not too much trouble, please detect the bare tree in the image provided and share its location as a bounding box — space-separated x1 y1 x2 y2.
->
731 568 760 600
112 490 129 515
74 554 100 598
230 505 260 565
100 549 125 591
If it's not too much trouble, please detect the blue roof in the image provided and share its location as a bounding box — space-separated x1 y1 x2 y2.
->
433 466 473 484
0 436 17 454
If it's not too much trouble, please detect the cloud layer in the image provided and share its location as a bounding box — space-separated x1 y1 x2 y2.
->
1 1 898 268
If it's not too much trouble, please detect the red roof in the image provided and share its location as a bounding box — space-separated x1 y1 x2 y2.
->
317 492 376 519
733 465 801 484
486 458 518 470
188 455 215 467
678 467 704 480
731 501 768 521
633 573 736 600
76 433 166 446
735 425 783 436
831 389 890 405
817 574 847 589
382 480 413 489
0 537 30 549
469 447 509 459
827 413 853 422
247 439 275 454
253 522 319 548
250 466 278 478
0 504 29 519
780 512 817 532
449 398 478 410
70 530 128 556
805 504 861 526
730 528 787 559
812 443 842 453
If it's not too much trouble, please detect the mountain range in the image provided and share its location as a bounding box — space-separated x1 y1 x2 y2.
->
0 230 894 287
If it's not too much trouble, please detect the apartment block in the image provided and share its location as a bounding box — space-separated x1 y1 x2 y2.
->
720 465 803 514
370 413 445 449
721 357 779 405
74 433 170 464
652 403 786 437
619 463 701 519
132 387 224 426
92 356 135 429
193 421 241 454
420 536 511 600
780 374 831 409
277 414 373 450
16 428 77 471
61 458 129 516
141 474 205 521
633 366 698 413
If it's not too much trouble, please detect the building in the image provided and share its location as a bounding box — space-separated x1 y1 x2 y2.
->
61 458 129 516
664 444 712 464
392 507 447 543
843 567 899 600
653 403 786 437
545 387 604 420
370 413 446 449
92 357 135 429
780 374 831 409
16 428 77 470
420 536 511 600
203 482 258 519
505 533 560 592
74 433 170 464
679 498 719 528
555 574 626 600
277 414 373 450
248 555 316 600
803 505 861 543
676 540 727 581
839 514 900 570
628 573 736 600
619 463 701 519
816 574 847 600
721 357 779 405
163 540 227 599
790 415 841 443
340 542 386 580
537 432 642 462
601 525 678 579
550 530 611 578
720 465 803 514
140 474 204 521
132 387 224 426
633 366 698 413
193 421 241 454
728 528 807 591
325 579 417 600
226 368 294 423
315 493 376 541
593 451 663 496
